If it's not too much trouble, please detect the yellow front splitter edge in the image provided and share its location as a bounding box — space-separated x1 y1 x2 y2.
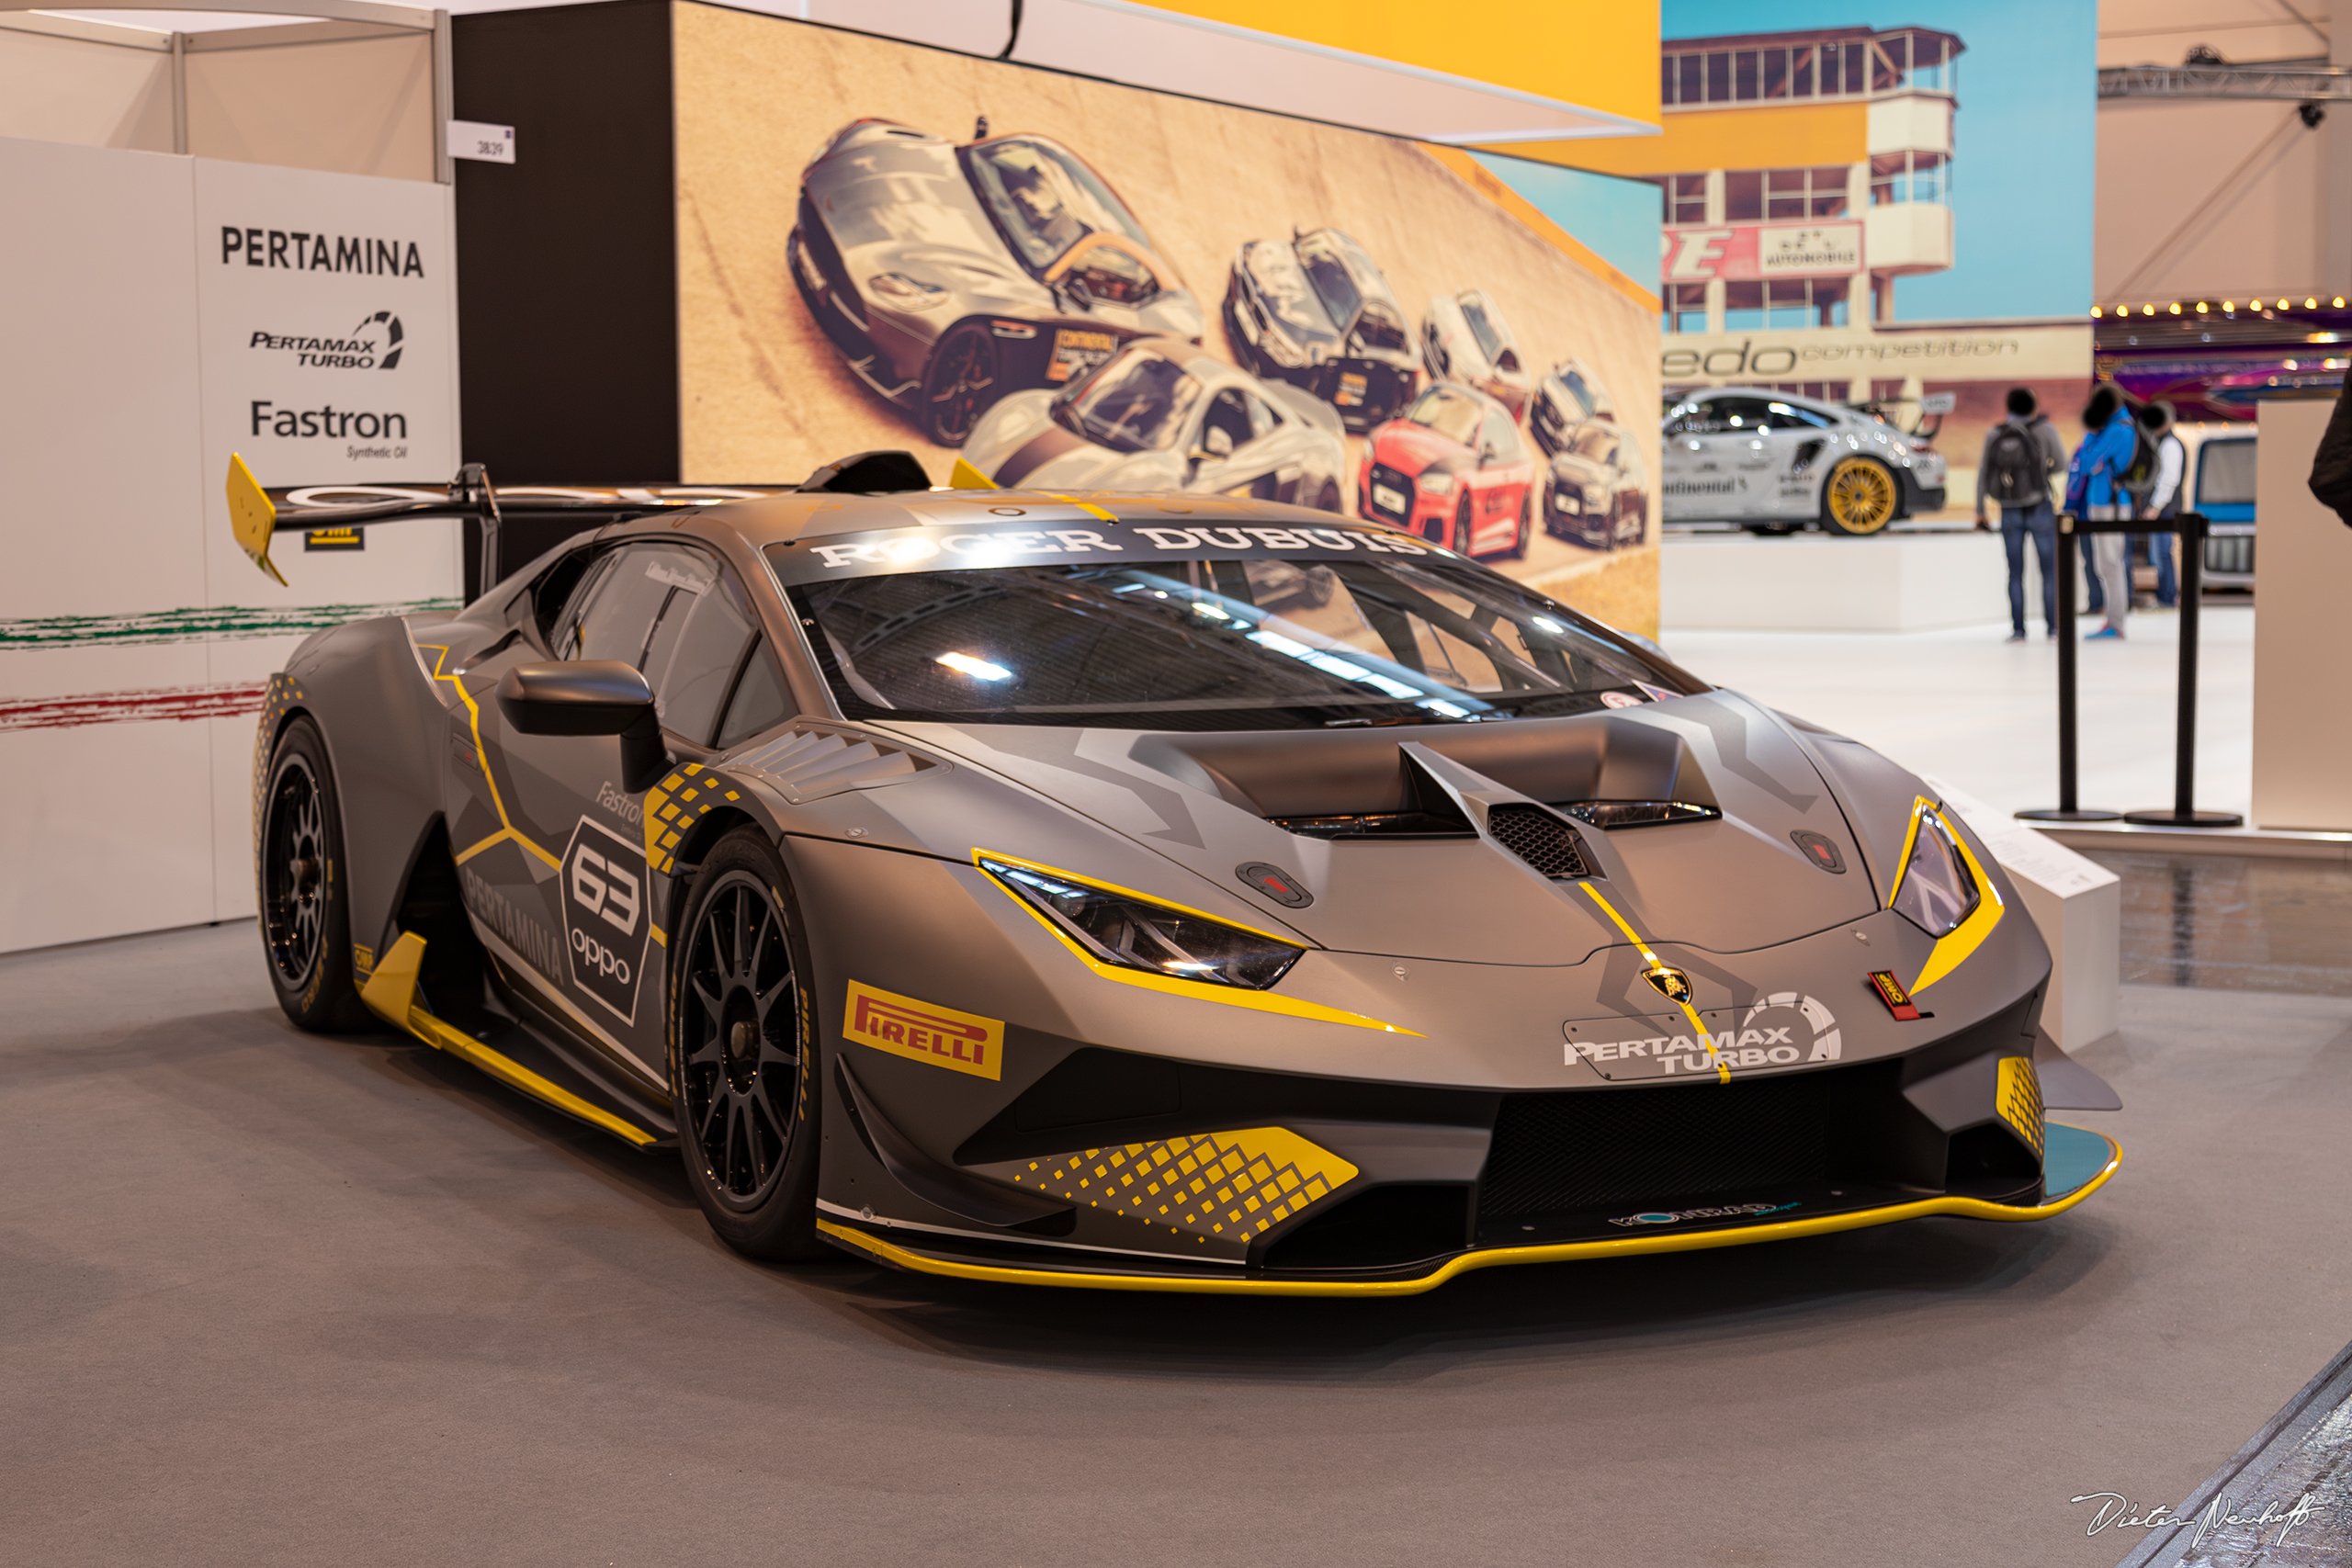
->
818 1132 2120 1297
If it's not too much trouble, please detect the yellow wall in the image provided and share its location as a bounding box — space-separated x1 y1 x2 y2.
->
1497 100 1866 176
1138 0 1661 128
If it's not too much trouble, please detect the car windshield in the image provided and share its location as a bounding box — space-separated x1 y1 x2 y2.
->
1460 293 1507 362
1053 350 1204 452
966 138 1149 272
1555 368 1596 418
1295 231 1370 333
1572 424 1619 461
1404 386 1486 446
784 557 1702 729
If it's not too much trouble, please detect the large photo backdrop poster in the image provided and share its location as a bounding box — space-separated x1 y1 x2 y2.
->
668 5 1666 633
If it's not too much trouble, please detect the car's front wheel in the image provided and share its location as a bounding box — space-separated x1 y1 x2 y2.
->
258 716 372 1032
1450 491 1476 555
921 321 1001 448
1821 457 1899 536
1505 491 1532 559
671 828 824 1259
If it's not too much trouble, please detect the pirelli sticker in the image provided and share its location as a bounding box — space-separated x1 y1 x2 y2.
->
843 981 1003 1080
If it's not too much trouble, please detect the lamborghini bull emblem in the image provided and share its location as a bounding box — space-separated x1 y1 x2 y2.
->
1643 964 1694 1005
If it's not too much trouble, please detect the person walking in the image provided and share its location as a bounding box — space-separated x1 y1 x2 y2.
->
2132 399 2184 608
2066 384 2139 639
1975 386 2067 639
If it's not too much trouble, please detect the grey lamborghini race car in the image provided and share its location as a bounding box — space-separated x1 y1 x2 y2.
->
232 449 2116 1297
959 336 1349 511
789 118 1204 446
1225 228 1419 432
1662 387 1950 536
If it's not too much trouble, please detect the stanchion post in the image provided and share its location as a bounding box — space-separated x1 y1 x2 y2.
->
2019 511 2120 821
2125 511 2242 828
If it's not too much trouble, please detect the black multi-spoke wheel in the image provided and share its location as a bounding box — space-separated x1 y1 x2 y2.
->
670 829 822 1258
921 321 1001 447
258 716 368 1030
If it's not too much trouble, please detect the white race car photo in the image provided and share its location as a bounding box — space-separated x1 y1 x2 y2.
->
1661 388 1949 536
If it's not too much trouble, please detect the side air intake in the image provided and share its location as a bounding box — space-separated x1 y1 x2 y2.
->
1483 804 1593 879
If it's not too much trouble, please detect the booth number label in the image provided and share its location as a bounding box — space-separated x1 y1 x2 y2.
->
447 121 515 164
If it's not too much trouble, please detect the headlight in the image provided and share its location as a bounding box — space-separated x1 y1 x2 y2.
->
980 857 1305 989
1890 810 1981 937
1417 469 1456 494
868 271 947 309
1258 319 1305 367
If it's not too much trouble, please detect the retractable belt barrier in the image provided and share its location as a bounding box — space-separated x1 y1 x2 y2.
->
2018 511 2243 828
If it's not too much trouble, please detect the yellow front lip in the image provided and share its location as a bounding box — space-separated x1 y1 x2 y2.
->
818 1130 2120 1298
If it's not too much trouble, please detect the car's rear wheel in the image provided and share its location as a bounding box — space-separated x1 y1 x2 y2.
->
259 716 370 1032
1314 480 1342 516
1821 457 1898 536
1505 491 1532 558
1450 491 1476 555
921 321 1001 448
1742 521 1802 537
672 828 824 1259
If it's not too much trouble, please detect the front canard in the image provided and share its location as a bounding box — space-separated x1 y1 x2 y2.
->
843 981 1004 1080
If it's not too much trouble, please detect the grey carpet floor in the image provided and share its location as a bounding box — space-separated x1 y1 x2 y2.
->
3 923 2348 1567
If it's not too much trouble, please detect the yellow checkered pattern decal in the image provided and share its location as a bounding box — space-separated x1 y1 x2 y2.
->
643 762 743 874
1996 1055 2045 1159
1009 1128 1358 1248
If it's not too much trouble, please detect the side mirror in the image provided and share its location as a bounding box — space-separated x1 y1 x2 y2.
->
496 661 669 793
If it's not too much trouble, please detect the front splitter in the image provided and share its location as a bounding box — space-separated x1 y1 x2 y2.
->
819 1127 2122 1297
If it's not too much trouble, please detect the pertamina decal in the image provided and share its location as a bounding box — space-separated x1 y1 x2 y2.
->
843 981 1003 1081
1564 993 1841 1082
561 817 650 1025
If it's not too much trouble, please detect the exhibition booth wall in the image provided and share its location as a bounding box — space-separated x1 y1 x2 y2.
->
0 135 460 953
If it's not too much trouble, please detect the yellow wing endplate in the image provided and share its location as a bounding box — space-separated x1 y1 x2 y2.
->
948 457 999 491
227 454 286 585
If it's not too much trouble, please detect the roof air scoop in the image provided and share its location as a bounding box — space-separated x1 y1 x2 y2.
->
797 449 933 494
1396 742 1607 883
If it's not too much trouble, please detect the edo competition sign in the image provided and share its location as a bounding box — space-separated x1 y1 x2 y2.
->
194 159 455 487
562 817 651 1026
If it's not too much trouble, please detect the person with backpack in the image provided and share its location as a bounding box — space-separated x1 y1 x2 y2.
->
2132 400 2184 608
1975 386 2068 640
2066 383 2141 639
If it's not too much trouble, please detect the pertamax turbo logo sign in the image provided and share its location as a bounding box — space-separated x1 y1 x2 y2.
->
562 817 650 1026
1565 993 1842 1081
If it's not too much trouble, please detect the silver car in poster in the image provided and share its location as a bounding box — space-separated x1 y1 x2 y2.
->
961 338 1349 510
1420 289 1534 420
1662 388 1949 536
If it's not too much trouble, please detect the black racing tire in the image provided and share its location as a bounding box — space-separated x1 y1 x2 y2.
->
258 715 371 1032
1742 521 1803 537
1314 480 1343 516
1820 457 1900 536
1505 491 1532 559
1450 491 1476 555
921 321 1002 448
670 827 824 1260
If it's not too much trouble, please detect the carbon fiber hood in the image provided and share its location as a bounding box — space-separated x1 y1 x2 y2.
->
865 692 1898 965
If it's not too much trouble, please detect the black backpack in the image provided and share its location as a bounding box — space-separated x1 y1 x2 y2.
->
1983 422 2044 506
2119 416 2164 504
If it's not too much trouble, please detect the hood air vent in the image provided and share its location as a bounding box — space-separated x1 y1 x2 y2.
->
1485 805 1593 879
1556 800 1719 830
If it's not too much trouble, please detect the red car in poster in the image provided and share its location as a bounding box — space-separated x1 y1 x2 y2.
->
1356 382 1537 558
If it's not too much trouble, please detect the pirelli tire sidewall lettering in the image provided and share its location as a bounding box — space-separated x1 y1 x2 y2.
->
562 816 651 1026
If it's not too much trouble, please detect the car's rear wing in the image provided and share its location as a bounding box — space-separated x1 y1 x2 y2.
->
225 450 955 592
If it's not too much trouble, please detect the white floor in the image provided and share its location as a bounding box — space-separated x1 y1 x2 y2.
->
1658 603 2256 825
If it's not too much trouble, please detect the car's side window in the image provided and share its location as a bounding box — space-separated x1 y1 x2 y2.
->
639 555 771 747
549 551 620 658
1666 399 1716 434
1244 391 1281 434
1482 409 1522 462
561 543 712 669
1708 397 1778 431
713 640 793 750
1203 389 1255 455
1767 401 1837 431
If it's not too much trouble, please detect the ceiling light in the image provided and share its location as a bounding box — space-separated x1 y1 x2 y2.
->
2091 306 2105 318
2196 301 2209 311
936 651 1012 681
2169 303 2182 314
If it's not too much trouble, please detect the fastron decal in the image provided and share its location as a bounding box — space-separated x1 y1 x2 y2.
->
561 817 650 1026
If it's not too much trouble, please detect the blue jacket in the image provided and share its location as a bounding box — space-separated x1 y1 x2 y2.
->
2068 412 2139 510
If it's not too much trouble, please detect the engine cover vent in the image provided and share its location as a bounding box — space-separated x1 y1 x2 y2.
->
1484 804 1592 879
